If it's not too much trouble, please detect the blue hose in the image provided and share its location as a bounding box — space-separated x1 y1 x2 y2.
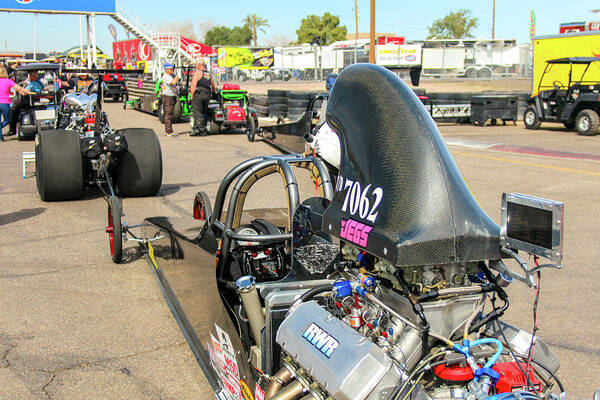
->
469 338 504 368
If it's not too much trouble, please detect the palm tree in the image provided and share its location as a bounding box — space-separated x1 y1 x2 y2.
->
243 14 270 46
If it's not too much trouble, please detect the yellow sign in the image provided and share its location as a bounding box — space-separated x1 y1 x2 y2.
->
137 61 148 73
533 32 600 96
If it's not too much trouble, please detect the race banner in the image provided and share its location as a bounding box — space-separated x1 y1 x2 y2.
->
0 0 116 14
180 37 216 58
113 39 152 65
217 47 274 69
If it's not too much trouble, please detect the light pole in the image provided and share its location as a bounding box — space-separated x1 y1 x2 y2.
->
492 0 496 39
369 0 375 63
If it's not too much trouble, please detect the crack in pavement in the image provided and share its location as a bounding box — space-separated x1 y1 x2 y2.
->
0 264 90 279
1 342 16 368
158 191 192 217
41 371 56 400
548 340 600 358
0 228 101 248
10 341 188 399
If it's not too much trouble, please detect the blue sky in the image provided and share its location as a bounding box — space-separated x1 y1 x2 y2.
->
0 0 598 54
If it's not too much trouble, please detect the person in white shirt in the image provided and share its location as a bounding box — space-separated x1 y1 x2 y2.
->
161 63 179 136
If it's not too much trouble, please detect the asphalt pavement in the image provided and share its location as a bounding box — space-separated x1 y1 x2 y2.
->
0 102 598 399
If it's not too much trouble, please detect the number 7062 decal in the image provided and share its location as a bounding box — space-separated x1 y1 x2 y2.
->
335 177 384 223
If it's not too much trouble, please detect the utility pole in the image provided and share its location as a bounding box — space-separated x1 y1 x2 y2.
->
369 0 375 63
492 0 496 39
354 0 358 64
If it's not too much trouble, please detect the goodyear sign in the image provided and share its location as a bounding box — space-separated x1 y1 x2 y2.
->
217 47 274 70
376 44 422 67
0 0 116 14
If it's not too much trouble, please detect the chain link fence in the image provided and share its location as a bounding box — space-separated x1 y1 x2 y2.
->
215 41 533 83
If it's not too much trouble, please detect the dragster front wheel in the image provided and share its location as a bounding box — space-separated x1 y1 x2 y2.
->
107 196 123 264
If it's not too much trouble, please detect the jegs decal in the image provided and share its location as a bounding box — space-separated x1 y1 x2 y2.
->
336 176 383 223
340 218 373 247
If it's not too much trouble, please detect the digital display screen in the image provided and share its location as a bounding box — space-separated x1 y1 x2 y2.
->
507 202 553 249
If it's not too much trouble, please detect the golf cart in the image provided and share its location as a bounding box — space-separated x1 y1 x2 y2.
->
10 63 61 140
102 70 129 102
524 57 600 136
190 83 259 141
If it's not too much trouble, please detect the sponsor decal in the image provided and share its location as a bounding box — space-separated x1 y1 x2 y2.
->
138 41 151 61
186 42 202 57
255 383 265 400
208 325 241 400
340 218 373 247
302 323 339 358
222 370 241 400
16 0 34 3
405 54 416 62
240 380 254 400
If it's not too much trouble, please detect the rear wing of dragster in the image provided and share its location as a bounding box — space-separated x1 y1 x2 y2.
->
62 68 144 134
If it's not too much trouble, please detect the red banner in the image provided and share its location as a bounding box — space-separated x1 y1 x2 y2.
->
180 36 216 57
112 39 152 64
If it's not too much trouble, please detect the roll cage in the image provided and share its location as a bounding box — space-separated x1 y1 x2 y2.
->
538 57 600 95
203 154 334 281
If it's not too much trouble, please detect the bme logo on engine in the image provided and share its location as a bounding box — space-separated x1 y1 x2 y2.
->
302 323 339 358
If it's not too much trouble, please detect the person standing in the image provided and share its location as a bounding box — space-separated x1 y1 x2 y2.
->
0 66 33 140
8 71 44 136
161 63 179 136
189 58 216 136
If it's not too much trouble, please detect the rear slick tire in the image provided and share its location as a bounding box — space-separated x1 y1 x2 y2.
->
116 128 163 197
35 129 84 201
107 196 123 263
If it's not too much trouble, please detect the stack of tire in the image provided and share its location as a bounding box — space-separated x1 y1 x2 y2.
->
287 91 328 121
286 91 312 121
251 94 269 117
267 89 289 118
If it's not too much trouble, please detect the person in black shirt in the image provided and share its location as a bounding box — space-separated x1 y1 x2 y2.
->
189 58 216 136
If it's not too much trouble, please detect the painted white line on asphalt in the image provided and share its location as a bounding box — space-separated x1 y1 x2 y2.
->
445 139 498 149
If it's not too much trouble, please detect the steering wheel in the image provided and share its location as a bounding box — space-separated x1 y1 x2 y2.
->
553 80 564 90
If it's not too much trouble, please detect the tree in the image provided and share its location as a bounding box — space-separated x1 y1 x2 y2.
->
243 14 270 46
229 26 253 45
427 9 478 39
205 26 232 46
296 12 347 45
204 25 252 46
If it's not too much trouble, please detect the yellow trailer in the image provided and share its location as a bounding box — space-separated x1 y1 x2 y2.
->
532 31 600 95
